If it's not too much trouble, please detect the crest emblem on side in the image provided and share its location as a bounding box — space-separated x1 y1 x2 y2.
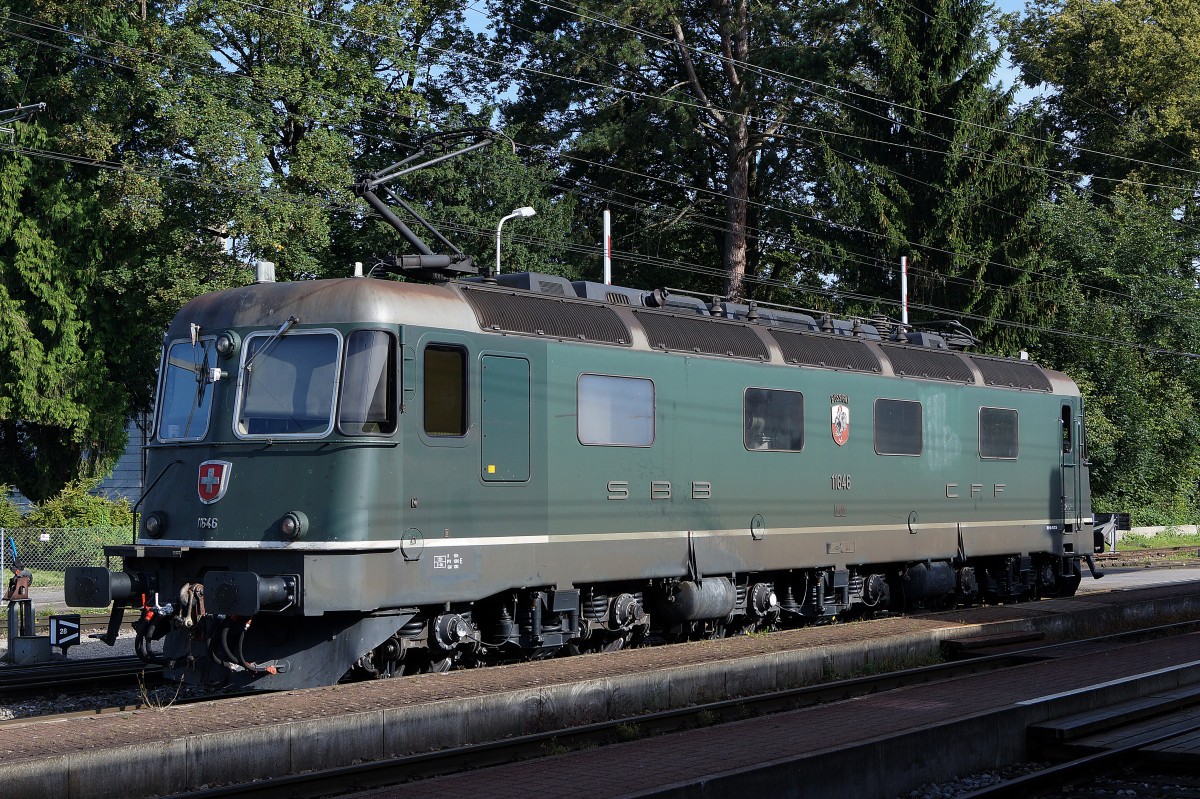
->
198 460 232 504
831 404 850 446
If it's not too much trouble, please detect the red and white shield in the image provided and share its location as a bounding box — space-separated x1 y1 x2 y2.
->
198 460 232 504
831 404 850 446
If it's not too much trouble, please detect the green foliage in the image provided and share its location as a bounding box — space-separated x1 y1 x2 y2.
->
491 0 860 299
23 478 133 528
1009 0 1200 199
1007 0 1200 522
0 486 21 528
1119 530 1200 550
1032 193 1200 524
0 1 167 501
0 0 518 499
146 0 429 278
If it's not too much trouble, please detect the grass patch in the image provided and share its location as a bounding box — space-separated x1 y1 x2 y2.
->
1119 531 1200 551
615 722 642 742
22 569 67 588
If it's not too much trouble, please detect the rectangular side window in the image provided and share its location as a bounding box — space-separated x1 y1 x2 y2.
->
578 374 654 446
744 388 804 451
979 407 1018 459
424 345 467 437
339 330 397 435
874 398 922 456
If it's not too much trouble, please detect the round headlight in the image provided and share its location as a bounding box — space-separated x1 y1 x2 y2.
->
280 510 308 540
143 511 168 539
215 330 241 359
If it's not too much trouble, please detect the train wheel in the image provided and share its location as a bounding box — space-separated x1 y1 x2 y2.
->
601 636 626 653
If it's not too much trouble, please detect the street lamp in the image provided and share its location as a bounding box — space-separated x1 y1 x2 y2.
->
495 206 537 276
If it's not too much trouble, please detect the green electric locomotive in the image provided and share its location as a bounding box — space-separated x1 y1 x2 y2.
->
64 264 1094 689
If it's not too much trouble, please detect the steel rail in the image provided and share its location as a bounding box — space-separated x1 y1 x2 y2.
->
0 655 162 696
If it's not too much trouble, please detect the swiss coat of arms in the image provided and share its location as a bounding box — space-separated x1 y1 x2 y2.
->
198 460 232 504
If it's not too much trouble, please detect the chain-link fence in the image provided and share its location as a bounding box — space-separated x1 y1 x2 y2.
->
1 527 130 576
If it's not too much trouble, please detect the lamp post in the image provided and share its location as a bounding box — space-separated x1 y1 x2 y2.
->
495 206 537 276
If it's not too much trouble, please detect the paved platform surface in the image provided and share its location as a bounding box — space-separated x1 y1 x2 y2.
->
359 628 1200 799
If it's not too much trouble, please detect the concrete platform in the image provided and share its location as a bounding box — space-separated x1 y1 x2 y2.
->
371 632 1200 799
2 581 1200 799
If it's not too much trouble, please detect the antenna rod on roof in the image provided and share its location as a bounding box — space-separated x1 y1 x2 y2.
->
900 255 909 328
603 209 612 285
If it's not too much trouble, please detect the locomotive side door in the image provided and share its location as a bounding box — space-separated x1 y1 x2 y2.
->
480 354 530 482
1060 403 1083 532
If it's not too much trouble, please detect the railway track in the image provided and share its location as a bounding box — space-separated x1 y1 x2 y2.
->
29 612 114 636
0 655 162 698
1095 545 1200 567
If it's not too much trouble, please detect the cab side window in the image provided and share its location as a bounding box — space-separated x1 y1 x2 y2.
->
339 330 397 435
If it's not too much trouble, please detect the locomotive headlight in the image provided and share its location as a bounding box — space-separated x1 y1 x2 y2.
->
279 510 309 540
143 511 168 539
215 330 241 359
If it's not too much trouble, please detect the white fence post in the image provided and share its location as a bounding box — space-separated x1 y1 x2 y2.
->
1 527 6 574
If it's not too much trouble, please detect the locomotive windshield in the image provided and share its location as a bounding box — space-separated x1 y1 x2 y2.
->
236 330 340 437
157 338 216 441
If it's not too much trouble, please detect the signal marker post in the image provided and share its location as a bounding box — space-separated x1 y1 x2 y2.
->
50 614 81 655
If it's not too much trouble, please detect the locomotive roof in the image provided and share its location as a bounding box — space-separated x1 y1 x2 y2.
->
169 274 1078 396
171 277 479 336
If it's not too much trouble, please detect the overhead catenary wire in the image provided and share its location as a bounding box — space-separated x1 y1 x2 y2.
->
516 0 1200 183
4 10 1190 316
201 2 1200 292
207 0 1200 200
0 95 1190 345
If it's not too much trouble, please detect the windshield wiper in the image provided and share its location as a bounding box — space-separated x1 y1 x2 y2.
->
244 316 300 375
183 340 212 436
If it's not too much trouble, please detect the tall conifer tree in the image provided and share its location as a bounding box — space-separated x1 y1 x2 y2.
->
807 0 1052 344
